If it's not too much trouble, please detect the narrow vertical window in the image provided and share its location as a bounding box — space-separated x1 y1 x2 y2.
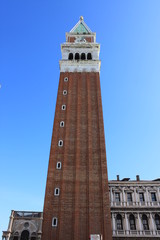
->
129 214 136 230
63 90 67 95
56 162 62 169
151 192 157 202
52 217 58 227
115 192 120 204
127 193 132 203
155 214 160 230
58 140 63 147
116 214 123 230
142 214 149 230
60 121 64 127
54 188 60 196
64 77 68 82
139 192 145 203
62 105 66 110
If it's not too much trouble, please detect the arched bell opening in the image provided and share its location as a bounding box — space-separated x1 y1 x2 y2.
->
81 53 86 60
75 53 80 60
68 53 73 60
87 53 92 60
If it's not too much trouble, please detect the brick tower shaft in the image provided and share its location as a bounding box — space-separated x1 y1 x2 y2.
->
42 18 112 240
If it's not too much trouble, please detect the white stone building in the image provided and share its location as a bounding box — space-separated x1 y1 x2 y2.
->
2 211 43 240
110 175 160 239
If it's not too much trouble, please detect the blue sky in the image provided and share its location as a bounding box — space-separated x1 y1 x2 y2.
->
1 0 160 235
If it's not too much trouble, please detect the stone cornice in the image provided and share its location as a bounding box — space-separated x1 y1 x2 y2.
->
59 60 101 73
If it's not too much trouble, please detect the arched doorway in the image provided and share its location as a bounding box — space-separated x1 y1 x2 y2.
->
20 230 29 240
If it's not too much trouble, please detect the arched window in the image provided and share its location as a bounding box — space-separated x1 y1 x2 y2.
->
56 162 62 169
30 232 36 240
75 53 80 60
13 231 19 240
58 140 63 147
129 214 136 230
61 105 66 110
52 217 58 227
116 214 123 230
68 53 73 60
87 53 92 60
63 90 67 95
155 214 160 230
81 53 86 60
54 187 60 196
142 214 149 230
60 121 64 127
20 230 29 240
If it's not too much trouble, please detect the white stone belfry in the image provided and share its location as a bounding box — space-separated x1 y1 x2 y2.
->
59 17 101 73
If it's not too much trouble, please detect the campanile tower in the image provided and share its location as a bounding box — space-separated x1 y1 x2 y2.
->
42 17 112 240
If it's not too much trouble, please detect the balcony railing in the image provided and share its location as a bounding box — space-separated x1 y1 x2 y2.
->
14 211 41 218
111 201 160 207
113 230 160 236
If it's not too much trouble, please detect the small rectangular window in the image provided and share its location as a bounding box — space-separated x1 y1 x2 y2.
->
60 121 64 127
63 90 67 95
56 162 62 169
62 105 66 110
151 192 157 202
127 193 132 202
54 188 60 196
64 77 68 82
115 192 120 203
139 192 145 202
52 217 58 227
58 140 63 147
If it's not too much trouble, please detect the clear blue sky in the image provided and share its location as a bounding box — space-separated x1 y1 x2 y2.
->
1 0 160 235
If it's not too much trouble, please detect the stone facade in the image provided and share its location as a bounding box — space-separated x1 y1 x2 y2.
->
110 176 160 239
2 211 43 240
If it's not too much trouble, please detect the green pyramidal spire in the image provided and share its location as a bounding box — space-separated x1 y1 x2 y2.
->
73 22 89 33
70 16 92 34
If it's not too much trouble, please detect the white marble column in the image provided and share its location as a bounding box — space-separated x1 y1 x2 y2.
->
7 210 14 232
150 213 156 235
137 213 143 235
125 214 129 235
157 188 160 206
122 187 126 206
112 213 116 235
134 188 138 206
146 188 150 206
110 187 113 206
38 213 43 240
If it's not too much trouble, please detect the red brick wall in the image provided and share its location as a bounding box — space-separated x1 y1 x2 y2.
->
42 72 112 240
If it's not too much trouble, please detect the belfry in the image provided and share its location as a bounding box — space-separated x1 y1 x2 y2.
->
41 17 112 240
